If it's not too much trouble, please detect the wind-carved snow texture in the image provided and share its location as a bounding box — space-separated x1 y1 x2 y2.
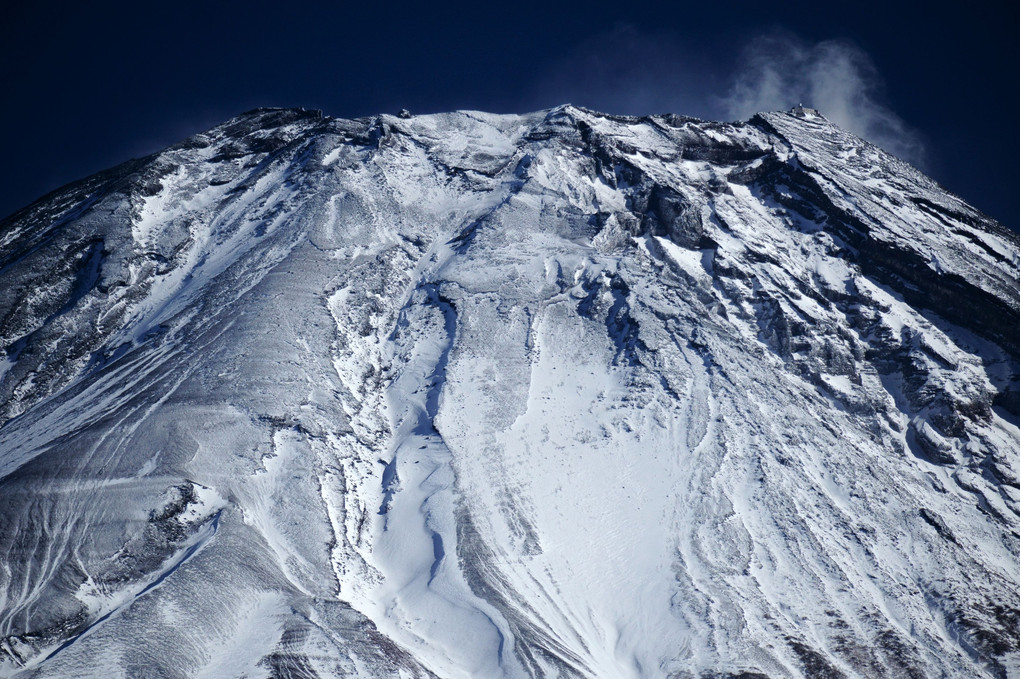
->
0 105 1018 678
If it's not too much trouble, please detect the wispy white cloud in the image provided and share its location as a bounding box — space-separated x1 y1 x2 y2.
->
529 27 926 167
720 33 926 166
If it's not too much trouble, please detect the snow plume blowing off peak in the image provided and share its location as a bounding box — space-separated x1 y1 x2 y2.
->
721 33 926 166
530 28 925 168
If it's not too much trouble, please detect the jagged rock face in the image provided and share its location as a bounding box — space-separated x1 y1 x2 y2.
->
0 105 1018 678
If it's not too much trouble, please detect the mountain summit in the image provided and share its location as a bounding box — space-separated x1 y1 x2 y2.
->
1 105 1018 678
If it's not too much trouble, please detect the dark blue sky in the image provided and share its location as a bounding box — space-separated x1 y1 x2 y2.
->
2 1 1017 229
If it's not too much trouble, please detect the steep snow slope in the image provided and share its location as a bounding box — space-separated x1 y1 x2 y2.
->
0 105 1018 678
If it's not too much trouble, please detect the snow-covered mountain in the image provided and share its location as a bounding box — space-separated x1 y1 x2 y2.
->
1 104 1018 678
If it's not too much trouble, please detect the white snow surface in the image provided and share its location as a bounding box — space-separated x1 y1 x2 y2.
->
0 105 1019 678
